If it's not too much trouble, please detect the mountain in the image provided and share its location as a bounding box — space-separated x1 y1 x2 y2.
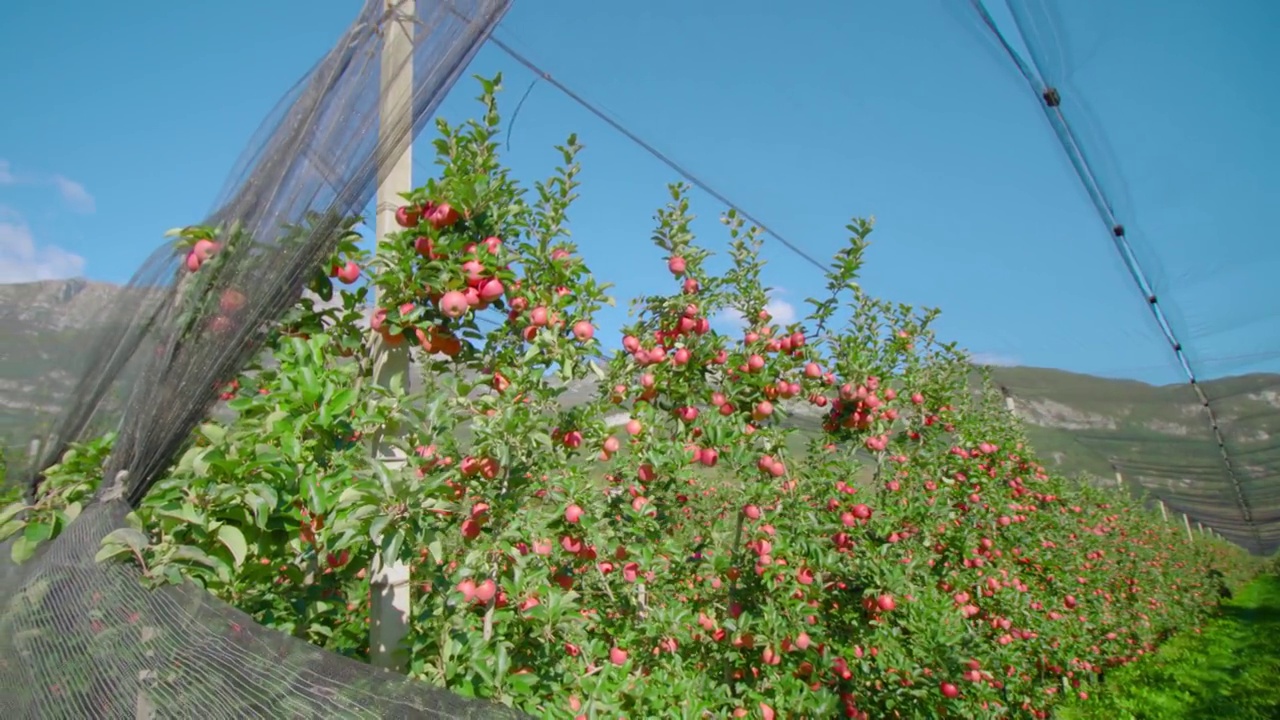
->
3 279 1278 515
0 278 127 460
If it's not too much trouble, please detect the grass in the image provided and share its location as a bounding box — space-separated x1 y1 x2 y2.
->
1053 574 1280 719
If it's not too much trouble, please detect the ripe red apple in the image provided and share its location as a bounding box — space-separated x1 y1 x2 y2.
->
457 578 477 602
461 259 486 284
668 256 687 275
476 278 504 303
572 320 595 341
427 202 459 229
219 288 246 313
752 400 774 421
530 306 549 327
461 517 482 540
438 290 469 319
193 239 219 261
395 205 420 228
564 504 584 524
473 578 496 603
609 646 628 666
335 261 360 284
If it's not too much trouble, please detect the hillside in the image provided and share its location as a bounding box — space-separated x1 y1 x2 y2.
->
2 279 1277 513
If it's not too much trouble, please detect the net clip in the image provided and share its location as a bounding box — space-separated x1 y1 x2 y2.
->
99 470 131 502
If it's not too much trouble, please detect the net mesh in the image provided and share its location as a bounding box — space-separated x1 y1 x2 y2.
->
1 1 528 717
960 0 1277 552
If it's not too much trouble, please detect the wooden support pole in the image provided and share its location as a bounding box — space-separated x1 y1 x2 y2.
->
1183 513 1193 542
369 0 415 673
1159 500 1168 523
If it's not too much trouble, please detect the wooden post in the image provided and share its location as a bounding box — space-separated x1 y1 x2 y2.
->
1113 469 1123 492
1159 500 1168 523
1004 395 1016 414
368 0 415 673
1183 513 1193 542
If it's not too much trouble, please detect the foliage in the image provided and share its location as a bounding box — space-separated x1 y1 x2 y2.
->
0 446 18 508
1 432 114 563
2 75 1263 719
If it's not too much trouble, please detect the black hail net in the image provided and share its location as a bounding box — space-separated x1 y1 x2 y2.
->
0 1 531 717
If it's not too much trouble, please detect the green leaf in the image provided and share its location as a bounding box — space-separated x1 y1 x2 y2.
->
335 487 369 509
24 521 53 544
192 449 213 478
171 544 223 570
216 525 248 567
198 423 227 445
369 515 390 543
176 445 202 474
329 387 358 417
94 527 151 564
333 505 379 533
383 529 405 563
156 504 204 526
0 520 22 542
244 494 272 529
10 536 36 564
0 501 27 527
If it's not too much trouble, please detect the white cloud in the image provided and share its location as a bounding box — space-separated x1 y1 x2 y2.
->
52 175 96 214
0 208 86 283
969 351 1020 367
0 159 95 212
714 294 798 330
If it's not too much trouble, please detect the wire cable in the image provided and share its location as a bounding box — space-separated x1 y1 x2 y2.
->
485 34 831 273
965 0 1260 550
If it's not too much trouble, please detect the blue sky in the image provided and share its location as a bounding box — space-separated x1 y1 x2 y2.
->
1 1 1276 384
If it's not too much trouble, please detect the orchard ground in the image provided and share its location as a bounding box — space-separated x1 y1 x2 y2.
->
2 76 1269 719
1054 573 1280 719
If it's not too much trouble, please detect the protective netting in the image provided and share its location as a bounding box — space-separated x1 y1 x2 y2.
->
1 0 527 717
0 502 522 719
960 0 1279 556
